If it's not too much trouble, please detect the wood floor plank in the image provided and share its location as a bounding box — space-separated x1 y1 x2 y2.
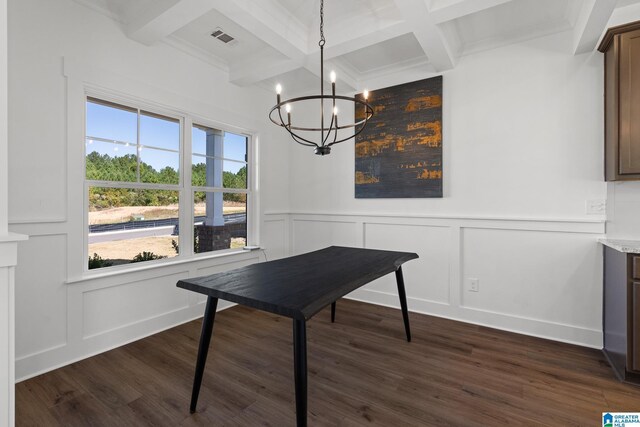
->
16 299 640 426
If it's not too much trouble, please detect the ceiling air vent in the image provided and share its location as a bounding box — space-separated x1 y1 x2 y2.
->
210 27 237 46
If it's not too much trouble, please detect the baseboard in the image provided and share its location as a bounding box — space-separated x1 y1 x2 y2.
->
345 288 603 349
15 300 235 382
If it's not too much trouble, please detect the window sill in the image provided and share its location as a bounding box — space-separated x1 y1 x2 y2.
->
67 248 262 285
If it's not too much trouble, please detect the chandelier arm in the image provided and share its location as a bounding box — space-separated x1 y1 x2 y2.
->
322 113 336 146
331 104 374 131
274 107 319 147
327 112 373 147
286 126 319 147
283 125 322 147
289 131 319 148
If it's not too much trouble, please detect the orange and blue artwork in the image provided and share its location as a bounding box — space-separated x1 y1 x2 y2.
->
355 76 442 198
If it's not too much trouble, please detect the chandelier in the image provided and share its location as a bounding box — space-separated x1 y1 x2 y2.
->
268 0 374 155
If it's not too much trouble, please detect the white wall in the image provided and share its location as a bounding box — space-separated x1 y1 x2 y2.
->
0 0 5 235
606 181 640 239
267 28 610 348
7 0 289 380
0 0 15 424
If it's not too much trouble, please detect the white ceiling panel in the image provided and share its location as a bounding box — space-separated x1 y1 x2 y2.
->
275 0 396 29
617 0 640 7
102 0 175 24
444 0 578 54
172 8 287 65
338 33 425 74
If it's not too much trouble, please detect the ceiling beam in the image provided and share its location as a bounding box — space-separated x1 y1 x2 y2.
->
126 0 216 46
573 0 616 54
393 0 456 71
429 0 514 24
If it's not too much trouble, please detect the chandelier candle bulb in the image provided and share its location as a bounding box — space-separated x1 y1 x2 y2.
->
286 103 291 126
363 89 369 100
276 83 282 104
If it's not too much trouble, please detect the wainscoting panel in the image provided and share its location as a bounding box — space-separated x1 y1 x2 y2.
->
14 235 68 359
461 227 602 331
268 212 605 348
13 228 264 381
82 271 190 339
292 219 358 254
263 217 287 260
363 222 451 305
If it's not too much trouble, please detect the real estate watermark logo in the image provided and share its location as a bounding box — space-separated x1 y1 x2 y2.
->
603 412 640 427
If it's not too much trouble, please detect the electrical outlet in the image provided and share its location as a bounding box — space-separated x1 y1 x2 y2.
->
468 278 479 292
586 199 606 215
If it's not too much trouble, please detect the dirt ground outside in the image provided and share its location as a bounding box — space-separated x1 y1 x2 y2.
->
89 236 247 264
89 202 246 225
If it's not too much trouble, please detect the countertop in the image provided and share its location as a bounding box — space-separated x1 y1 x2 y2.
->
599 238 640 254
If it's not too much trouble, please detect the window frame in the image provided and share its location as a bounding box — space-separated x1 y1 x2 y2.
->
83 91 255 273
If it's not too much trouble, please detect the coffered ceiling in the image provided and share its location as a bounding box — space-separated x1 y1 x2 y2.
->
77 0 638 92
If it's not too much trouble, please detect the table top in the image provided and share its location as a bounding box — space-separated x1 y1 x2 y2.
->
177 246 418 320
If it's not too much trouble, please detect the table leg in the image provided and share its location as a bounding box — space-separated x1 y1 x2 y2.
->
293 319 307 427
395 266 412 342
331 301 336 323
190 296 219 413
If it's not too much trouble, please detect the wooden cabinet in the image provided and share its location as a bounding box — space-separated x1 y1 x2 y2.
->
599 21 640 181
603 246 640 382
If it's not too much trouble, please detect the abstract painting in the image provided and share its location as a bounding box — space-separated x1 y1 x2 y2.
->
355 76 443 198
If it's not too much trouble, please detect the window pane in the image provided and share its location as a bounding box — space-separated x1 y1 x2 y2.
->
192 125 209 156
140 111 180 151
86 139 137 182
192 124 225 157
224 161 247 189
191 156 246 189
140 147 180 185
224 132 247 162
191 155 207 187
193 191 246 254
88 187 179 269
86 99 137 145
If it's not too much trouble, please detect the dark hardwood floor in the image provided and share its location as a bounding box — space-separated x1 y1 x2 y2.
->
16 299 640 426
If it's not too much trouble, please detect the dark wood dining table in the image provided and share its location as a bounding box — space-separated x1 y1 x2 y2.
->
177 245 419 426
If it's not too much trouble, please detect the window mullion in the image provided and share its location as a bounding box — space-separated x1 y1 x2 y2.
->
136 108 141 182
182 116 194 257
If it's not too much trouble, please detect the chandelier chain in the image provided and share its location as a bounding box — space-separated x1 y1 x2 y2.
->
319 0 325 47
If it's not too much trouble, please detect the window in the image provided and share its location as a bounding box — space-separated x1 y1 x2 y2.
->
85 96 252 270
192 125 248 254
